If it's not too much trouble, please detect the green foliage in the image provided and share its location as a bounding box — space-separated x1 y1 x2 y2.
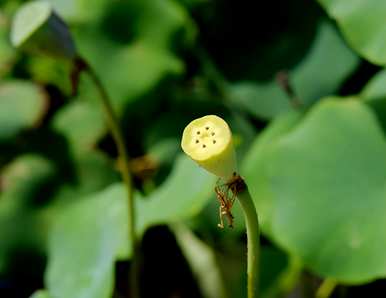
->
0 155 56 272
0 14 16 77
230 22 358 119
70 0 195 112
44 155 214 297
318 0 386 65
50 78 106 152
10 0 76 59
30 290 51 298
4 0 386 296
135 155 215 234
361 69 386 133
46 184 126 298
0 80 47 142
245 98 386 283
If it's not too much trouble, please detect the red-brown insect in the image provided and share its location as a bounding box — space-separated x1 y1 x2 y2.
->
214 174 245 229
215 181 236 229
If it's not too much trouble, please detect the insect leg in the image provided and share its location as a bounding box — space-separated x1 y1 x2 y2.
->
217 205 224 229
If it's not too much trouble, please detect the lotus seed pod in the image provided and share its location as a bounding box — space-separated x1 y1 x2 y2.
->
10 0 76 59
181 115 238 179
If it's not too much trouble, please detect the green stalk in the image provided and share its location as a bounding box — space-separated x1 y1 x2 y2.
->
79 57 139 298
315 278 337 298
236 181 260 298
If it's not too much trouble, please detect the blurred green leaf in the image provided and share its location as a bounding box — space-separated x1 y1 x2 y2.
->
136 155 215 234
76 29 183 111
362 69 386 101
174 222 299 298
0 155 57 272
30 290 51 298
53 151 120 204
0 150 118 275
51 100 105 152
362 70 386 102
259 247 292 298
45 155 214 297
229 22 358 119
0 154 57 211
214 242 296 298
0 80 47 142
27 56 72 94
126 0 195 49
317 0 386 65
229 81 291 120
360 69 386 133
242 111 302 234
261 256 302 298
148 138 180 166
50 77 107 153
0 14 16 77
46 183 126 298
72 0 195 111
173 224 227 298
244 98 386 283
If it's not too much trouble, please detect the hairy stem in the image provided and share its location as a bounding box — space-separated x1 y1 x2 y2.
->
235 178 260 298
78 57 138 298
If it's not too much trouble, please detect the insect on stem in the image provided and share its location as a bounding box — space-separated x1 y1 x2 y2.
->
215 177 238 228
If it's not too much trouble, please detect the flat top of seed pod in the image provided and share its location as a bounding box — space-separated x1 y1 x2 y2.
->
181 115 232 161
11 0 52 47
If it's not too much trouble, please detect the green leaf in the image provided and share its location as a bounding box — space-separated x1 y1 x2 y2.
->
0 150 118 274
0 80 47 142
27 56 72 94
76 29 183 110
72 0 194 111
173 224 227 298
317 0 386 65
230 21 358 119
242 111 302 234
46 184 126 298
53 151 120 204
0 155 57 272
50 79 106 153
131 0 196 49
136 155 215 234
229 81 291 120
0 154 57 211
30 290 51 298
45 155 214 298
244 98 386 283
361 69 386 101
0 14 16 77
360 69 386 134
261 256 302 298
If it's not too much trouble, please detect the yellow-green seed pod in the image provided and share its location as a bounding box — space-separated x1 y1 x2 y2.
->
10 0 76 59
181 115 237 179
